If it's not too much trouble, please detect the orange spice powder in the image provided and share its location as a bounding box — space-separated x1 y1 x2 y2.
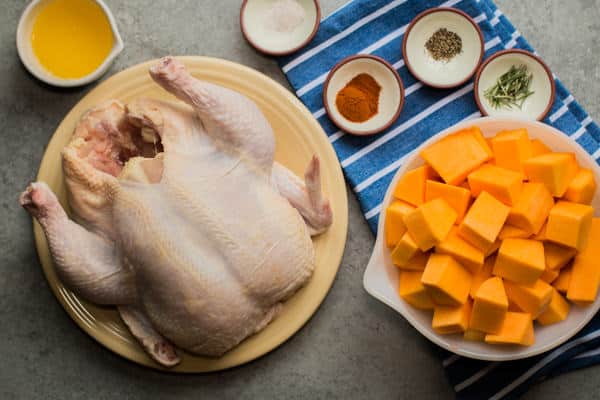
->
335 73 381 123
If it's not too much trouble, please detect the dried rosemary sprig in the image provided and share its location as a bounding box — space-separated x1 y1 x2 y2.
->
425 28 462 61
484 64 534 110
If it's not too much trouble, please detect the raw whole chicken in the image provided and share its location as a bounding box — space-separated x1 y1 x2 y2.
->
19 57 333 367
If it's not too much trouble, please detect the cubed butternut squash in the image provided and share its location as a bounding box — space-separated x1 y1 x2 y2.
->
391 232 420 267
467 164 523 206
485 312 534 346
404 198 457 251
463 329 486 342
546 201 593 250
530 139 551 157
499 224 531 240
485 239 502 257
435 227 484 274
540 268 559 284
567 219 600 304
507 182 554 234
398 271 434 310
553 266 572 294
420 129 491 185
397 252 430 271
491 129 532 174
523 153 578 197
421 254 472 306
537 289 570 325
470 277 508 333
458 191 510 252
544 242 577 270
504 279 553 318
563 168 597 205
393 165 436 206
425 180 472 222
470 255 495 298
385 200 415 248
493 239 545 285
432 300 472 334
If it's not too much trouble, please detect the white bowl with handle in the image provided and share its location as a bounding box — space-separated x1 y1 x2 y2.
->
363 116 600 361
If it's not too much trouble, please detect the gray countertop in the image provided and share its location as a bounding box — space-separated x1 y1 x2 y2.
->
2 0 600 398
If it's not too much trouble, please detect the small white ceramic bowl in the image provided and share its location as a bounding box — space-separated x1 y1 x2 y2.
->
474 49 555 121
16 0 124 87
402 7 484 88
240 0 320 56
363 117 600 361
323 55 404 136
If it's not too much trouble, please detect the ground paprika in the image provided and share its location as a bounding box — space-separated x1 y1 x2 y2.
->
335 73 381 123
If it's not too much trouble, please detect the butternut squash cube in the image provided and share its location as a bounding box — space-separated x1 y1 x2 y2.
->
507 182 554 234
393 165 436 206
499 224 531 240
540 268 559 284
435 227 484 274
391 232 420 267
567 219 600 304
485 312 534 346
544 242 577 270
534 221 548 241
553 266 572 294
398 271 434 310
468 163 523 206
530 139 551 157
385 200 414 248
421 254 472 306
493 239 545 284
470 277 508 333
537 289 570 326
504 279 553 318
563 168 597 205
546 201 593 250
432 300 472 334
491 129 532 174
485 239 502 257
523 153 579 197
397 252 430 271
404 198 457 251
425 180 471 222
463 329 486 342
420 129 491 185
469 255 495 298
470 126 494 159
458 191 510 252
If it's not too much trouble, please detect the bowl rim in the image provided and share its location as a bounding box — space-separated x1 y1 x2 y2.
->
16 0 124 88
363 116 600 361
473 49 556 121
322 54 405 136
239 0 321 57
401 7 485 89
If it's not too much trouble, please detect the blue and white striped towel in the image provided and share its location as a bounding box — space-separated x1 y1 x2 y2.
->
277 0 600 398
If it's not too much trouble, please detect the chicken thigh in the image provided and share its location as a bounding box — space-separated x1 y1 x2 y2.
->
20 57 333 367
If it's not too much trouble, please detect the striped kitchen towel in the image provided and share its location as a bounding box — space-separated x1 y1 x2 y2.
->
277 0 600 398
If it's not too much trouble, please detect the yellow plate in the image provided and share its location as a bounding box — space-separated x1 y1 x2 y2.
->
33 56 348 372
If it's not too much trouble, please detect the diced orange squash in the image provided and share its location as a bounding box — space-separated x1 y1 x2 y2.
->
540 268 559 284
537 289 570 325
530 139 551 157
504 279 553 318
460 180 473 195
436 227 484 274
534 221 548 241
421 254 472 306
470 255 495 298
404 198 457 251
425 180 471 222
523 153 579 197
391 232 420 267
464 329 486 342
499 224 531 240
553 266 572 294
485 312 534 346
397 252 430 271
420 129 490 185
485 239 502 257
432 300 472 334
467 164 523 206
385 200 414 248
458 191 510 252
493 239 545 284
508 298 523 312
507 183 554 234
546 201 593 250
470 277 508 333
563 168 597 205
393 165 436 206
469 126 494 159
544 242 577 270
567 219 600 304
398 271 434 310
491 129 532 174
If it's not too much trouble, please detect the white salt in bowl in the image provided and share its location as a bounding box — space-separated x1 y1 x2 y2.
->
474 49 556 121
240 0 320 56
363 116 600 361
323 55 405 136
402 7 484 88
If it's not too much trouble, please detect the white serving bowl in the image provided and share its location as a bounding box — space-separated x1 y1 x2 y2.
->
363 116 600 361
16 0 124 87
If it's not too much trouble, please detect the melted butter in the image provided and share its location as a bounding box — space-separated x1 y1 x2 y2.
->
31 0 114 79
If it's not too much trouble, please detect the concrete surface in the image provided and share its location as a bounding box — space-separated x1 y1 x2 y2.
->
1 0 599 399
